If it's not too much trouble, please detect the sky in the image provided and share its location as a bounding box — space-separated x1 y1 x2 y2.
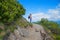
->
18 0 60 22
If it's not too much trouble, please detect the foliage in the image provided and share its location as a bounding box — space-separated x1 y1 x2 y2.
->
0 0 26 40
0 0 25 24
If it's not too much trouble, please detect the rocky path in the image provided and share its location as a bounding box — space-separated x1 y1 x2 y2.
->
8 24 53 40
22 24 47 40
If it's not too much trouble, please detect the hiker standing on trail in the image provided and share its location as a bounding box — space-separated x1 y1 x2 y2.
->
28 13 32 23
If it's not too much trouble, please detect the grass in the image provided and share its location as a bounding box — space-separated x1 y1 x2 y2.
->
56 35 60 40
0 31 6 40
15 17 30 28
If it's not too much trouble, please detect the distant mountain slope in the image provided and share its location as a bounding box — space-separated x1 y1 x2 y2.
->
56 21 60 24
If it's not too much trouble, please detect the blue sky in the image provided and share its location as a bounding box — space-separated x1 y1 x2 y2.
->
18 0 60 22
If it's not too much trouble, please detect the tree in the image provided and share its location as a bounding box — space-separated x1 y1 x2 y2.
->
0 0 25 24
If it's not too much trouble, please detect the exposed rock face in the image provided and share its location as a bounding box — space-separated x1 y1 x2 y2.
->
8 33 16 40
0 25 4 30
3 24 53 40
8 26 29 40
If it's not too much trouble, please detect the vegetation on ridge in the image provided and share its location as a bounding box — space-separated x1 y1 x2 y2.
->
35 18 60 40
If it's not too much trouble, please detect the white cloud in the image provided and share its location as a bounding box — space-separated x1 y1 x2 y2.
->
32 12 51 22
48 9 60 20
31 4 60 22
48 4 60 21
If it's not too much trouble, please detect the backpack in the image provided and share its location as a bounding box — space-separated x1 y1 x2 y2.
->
28 16 30 19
